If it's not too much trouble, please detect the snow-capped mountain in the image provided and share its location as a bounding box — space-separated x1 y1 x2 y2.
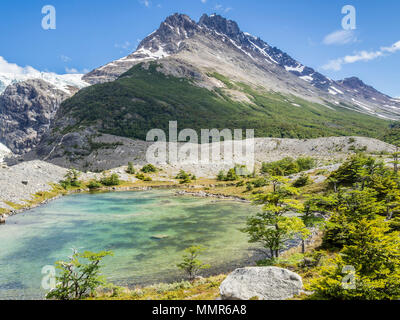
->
0 58 90 154
0 55 89 95
83 13 400 120
0 72 88 95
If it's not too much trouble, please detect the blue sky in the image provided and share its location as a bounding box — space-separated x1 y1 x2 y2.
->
0 0 399 97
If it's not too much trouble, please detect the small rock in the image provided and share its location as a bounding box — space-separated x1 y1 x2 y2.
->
22 180 28 185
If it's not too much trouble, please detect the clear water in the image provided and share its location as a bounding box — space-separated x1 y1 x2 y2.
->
0 190 261 300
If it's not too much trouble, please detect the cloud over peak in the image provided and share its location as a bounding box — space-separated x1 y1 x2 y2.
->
323 30 358 45
322 40 400 71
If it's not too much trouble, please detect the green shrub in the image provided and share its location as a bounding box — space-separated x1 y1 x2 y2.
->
246 182 254 192
261 157 316 176
136 173 152 181
60 168 82 189
141 164 157 173
225 168 238 181
87 180 102 190
217 170 226 181
175 170 193 184
251 178 269 188
292 173 311 187
100 173 120 186
236 180 245 187
296 157 316 171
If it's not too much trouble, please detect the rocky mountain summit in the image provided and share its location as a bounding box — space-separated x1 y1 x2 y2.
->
83 13 400 120
0 79 71 154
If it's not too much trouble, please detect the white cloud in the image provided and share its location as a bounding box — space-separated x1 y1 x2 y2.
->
0 56 40 76
201 0 207 3
141 0 150 7
60 55 72 62
214 4 233 13
114 41 132 50
65 67 79 74
323 30 357 45
322 40 400 71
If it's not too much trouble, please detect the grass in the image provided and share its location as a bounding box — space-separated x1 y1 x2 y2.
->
90 275 226 300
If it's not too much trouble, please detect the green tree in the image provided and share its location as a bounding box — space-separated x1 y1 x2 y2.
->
253 182 300 215
46 249 113 300
177 246 210 281
311 218 400 300
243 211 309 258
328 154 384 190
391 148 400 174
322 188 385 249
298 195 331 253
60 168 82 189
243 183 309 258
126 162 136 175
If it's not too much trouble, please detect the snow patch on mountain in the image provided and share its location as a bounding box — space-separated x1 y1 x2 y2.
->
0 73 88 95
0 56 89 95
299 75 313 82
285 64 305 73
0 143 11 162
330 86 344 95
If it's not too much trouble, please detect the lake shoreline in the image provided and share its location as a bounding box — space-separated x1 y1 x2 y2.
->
0 182 250 223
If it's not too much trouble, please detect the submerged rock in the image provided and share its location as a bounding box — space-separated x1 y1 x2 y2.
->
151 234 169 240
220 267 303 300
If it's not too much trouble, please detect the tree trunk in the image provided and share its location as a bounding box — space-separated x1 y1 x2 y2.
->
301 239 305 254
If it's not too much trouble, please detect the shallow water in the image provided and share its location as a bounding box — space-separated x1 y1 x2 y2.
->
0 190 261 299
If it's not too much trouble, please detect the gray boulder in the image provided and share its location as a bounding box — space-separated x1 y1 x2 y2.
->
220 267 303 300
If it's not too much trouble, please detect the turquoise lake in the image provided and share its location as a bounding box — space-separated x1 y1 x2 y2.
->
0 190 261 299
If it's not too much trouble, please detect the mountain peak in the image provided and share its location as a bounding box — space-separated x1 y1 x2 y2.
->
199 13 241 39
340 77 366 88
163 13 197 29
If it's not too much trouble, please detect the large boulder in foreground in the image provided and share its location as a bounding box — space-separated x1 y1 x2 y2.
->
220 267 303 300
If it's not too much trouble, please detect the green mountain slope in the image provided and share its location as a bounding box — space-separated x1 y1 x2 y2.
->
55 62 389 140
